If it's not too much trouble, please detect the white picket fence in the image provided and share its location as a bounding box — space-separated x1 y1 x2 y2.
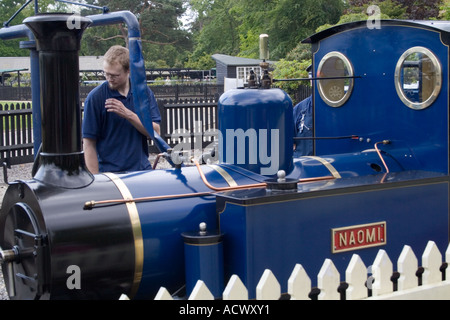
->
132 241 450 300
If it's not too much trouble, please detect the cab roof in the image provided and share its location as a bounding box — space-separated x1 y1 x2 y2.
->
302 20 450 44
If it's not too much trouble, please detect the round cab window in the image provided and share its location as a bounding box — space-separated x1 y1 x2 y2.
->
395 47 442 110
317 52 354 108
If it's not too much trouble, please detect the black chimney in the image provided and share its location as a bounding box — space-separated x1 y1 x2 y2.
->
24 13 94 188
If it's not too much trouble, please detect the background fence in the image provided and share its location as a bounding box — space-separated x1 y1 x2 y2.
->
0 87 32 101
0 102 33 166
0 83 224 103
154 98 218 154
0 98 219 165
0 84 311 166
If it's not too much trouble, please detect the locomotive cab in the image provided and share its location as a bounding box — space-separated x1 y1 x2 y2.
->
217 20 450 297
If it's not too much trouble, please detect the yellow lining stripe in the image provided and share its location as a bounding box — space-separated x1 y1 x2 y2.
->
207 165 238 187
103 172 143 299
303 156 342 179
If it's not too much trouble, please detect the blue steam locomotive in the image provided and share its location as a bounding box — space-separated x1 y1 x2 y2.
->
0 12 448 300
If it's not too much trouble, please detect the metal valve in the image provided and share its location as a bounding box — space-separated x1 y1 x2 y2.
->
0 246 19 297
0 246 18 263
199 222 207 236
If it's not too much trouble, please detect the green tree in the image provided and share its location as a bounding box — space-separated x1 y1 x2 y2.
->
317 0 443 34
0 0 35 57
272 59 311 104
345 0 440 19
81 0 192 67
266 0 343 58
189 0 241 60
440 0 450 19
189 0 344 65
233 0 276 58
400 0 441 19
185 51 215 70
0 0 70 57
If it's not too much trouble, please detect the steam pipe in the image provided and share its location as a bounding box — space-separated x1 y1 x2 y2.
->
24 14 94 188
87 11 141 37
0 24 32 40
1 10 172 164
0 24 41 156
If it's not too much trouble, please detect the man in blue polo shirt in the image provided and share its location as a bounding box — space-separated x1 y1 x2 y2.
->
293 95 313 157
293 65 313 157
82 45 161 173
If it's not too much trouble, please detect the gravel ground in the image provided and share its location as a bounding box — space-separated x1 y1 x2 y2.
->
0 162 34 300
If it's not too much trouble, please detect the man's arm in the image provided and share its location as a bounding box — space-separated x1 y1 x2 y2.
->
126 111 161 137
153 121 161 136
105 98 161 137
83 138 99 174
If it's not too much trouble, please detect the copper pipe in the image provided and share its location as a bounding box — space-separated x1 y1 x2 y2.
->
84 162 337 210
374 140 391 173
152 153 165 170
194 160 335 190
84 191 214 210
299 176 335 183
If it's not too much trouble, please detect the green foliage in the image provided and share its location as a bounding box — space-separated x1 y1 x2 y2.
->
185 52 215 70
315 0 444 33
285 43 313 62
316 12 391 33
189 0 241 61
0 0 446 72
80 0 192 67
190 0 343 65
345 0 440 19
239 29 261 59
440 0 450 20
0 40 28 57
187 0 443 69
272 59 311 103
0 0 35 57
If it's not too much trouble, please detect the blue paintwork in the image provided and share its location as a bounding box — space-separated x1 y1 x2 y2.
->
310 22 449 175
215 21 450 299
291 150 406 179
115 165 253 298
218 88 294 177
218 171 449 298
118 20 450 298
183 239 224 298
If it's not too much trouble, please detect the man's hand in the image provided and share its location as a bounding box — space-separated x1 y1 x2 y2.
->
105 98 161 137
105 98 133 120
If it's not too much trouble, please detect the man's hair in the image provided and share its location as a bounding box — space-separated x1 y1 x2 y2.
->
104 45 130 72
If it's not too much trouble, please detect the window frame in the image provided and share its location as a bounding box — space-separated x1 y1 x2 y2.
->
317 51 355 108
394 46 442 110
236 66 262 84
